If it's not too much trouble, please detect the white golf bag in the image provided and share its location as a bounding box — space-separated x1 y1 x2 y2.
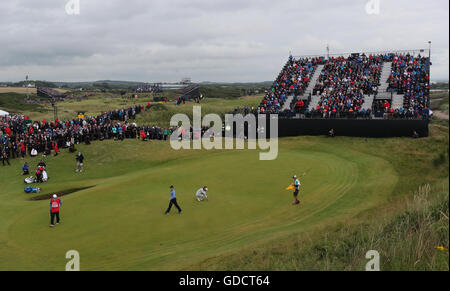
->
24 176 36 184
42 170 48 182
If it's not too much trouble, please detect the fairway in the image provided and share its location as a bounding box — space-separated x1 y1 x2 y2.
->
0 137 398 270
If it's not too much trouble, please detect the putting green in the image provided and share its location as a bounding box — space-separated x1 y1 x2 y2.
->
0 138 397 270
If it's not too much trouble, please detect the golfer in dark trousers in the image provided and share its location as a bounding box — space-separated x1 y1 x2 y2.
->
165 185 182 214
49 194 62 227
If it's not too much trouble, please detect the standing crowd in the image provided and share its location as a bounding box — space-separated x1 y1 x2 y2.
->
0 104 180 164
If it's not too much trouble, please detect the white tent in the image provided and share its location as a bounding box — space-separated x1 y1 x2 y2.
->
0 110 9 117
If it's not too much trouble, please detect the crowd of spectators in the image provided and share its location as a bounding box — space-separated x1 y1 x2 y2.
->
0 104 180 165
386 54 430 119
257 52 430 120
37 87 67 101
257 56 322 114
310 53 382 117
133 84 162 93
303 107 372 119
372 99 392 117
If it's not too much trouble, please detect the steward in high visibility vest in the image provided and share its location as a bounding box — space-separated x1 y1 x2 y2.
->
49 194 62 227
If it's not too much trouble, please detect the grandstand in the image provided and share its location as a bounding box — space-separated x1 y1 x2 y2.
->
36 87 67 100
133 83 163 93
180 83 200 100
259 49 431 121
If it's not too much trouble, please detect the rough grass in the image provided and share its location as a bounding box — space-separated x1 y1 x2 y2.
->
431 92 449 113
0 93 43 113
187 182 449 271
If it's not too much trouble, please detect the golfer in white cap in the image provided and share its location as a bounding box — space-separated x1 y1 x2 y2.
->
195 186 209 202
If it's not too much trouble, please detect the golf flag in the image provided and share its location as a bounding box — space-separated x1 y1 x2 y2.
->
285 184 296 192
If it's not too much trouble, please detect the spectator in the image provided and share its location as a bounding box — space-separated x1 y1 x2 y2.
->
329 128 335 138
22 162 29 175
1 151 10 166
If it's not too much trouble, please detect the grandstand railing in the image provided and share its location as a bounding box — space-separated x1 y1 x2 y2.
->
292 48 428 59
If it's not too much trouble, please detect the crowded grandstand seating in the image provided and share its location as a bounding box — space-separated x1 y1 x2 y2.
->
37 87 67 100
181 84 200 100
258 51 431 119
258 56 323 114
133 84 162 93
310 53 382 118
386 54 430 118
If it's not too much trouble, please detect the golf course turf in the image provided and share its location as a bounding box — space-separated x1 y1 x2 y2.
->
0 134 405 270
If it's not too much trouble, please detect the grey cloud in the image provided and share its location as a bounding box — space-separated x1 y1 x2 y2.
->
0 0 448 82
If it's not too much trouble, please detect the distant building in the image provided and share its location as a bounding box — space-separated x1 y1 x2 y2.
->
181 78 192 84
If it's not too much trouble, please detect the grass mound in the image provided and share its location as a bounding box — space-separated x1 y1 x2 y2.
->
0 93 43 113
28 186 96 201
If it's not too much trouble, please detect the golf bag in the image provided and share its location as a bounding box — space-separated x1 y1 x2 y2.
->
42 170 48 182
24 176 36 184
24 186 40 193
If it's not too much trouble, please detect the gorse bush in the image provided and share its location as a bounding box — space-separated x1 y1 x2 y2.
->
151 103 168 111
433 146 449 167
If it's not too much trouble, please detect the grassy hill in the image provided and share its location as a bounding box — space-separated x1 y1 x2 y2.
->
0 93 43 113
0 92 263 125
0 88 448 270
0 123 447 270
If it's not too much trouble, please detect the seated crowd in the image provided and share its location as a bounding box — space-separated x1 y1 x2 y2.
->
133 84 162 93
386 53 430 119
309 53 382 118
257 52 430 119
257 56 322 114
37 87 67 101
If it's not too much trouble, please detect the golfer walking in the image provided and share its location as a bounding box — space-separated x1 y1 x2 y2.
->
165 185 182 214
49 194 62 227
76 152 84 172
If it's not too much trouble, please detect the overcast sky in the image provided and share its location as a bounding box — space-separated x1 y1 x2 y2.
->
0 0 448 83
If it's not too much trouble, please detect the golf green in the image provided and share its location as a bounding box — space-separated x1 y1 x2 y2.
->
0 137 397 270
